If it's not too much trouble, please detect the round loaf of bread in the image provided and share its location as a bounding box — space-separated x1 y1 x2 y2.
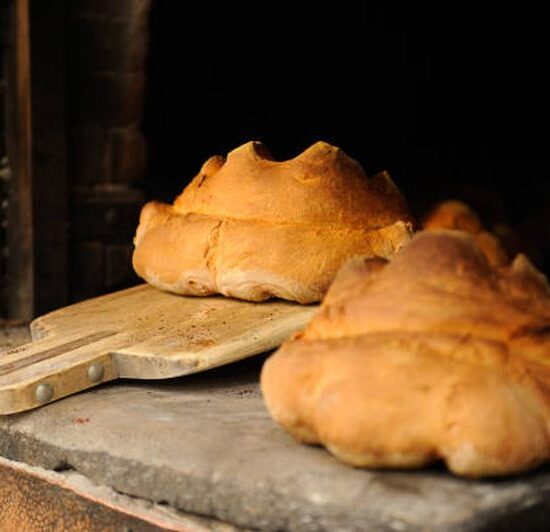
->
422 200 508 267
261 230 550 476
133 141 413 303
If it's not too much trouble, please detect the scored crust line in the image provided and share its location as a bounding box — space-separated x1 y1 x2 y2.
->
204 220 223 284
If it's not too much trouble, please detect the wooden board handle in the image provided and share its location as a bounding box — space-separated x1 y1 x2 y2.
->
0 331 120 415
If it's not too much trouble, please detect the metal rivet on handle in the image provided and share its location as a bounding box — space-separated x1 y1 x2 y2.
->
35 383 54 404
87 363 104 383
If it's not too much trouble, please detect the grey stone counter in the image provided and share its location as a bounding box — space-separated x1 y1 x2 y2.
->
1 352 550 531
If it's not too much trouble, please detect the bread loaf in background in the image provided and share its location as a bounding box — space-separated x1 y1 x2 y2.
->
422 200 508 267
133 141 413 303
261 230 550 477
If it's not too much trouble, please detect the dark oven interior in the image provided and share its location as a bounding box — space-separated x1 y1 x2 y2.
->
2 1 550 320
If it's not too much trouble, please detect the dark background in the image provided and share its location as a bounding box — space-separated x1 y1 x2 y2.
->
142 3 550 272
2 1 548 318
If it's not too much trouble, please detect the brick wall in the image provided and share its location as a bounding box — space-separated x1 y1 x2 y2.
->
0 14 7 316
68 0 151 302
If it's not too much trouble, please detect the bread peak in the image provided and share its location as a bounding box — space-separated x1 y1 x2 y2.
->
172 140 412 230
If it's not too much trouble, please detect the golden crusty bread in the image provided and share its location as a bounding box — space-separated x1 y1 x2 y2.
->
133 141 413 303
422 200 508 267
261 230 550 477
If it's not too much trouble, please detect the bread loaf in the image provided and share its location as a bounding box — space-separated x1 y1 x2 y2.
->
423 200 508 266
261 230 550 476
133 141 413 303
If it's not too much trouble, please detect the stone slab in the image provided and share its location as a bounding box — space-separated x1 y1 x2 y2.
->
1 355 550 531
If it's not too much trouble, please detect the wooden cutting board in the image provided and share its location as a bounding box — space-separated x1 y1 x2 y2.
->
0 284 318 415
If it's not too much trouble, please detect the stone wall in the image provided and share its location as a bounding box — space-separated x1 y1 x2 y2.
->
0 17 7 316
68 0 151 302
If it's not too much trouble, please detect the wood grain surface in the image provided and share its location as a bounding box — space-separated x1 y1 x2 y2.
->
0 284 317 414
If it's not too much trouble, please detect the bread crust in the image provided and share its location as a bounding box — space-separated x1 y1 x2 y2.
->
423 200 508 267
133 141 413 303
261 230 550 476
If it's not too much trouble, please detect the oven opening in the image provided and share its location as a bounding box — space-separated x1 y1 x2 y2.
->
1 2 549 321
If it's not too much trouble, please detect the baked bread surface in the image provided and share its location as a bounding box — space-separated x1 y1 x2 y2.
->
423 200 508 267
133 141 413 303
261 230 550 476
